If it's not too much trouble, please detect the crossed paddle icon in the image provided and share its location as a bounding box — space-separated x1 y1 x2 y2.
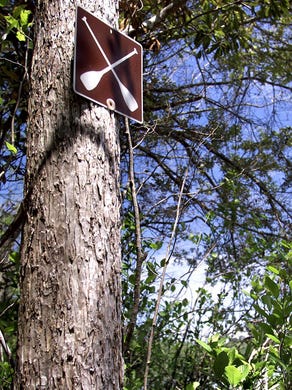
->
80 17 138 112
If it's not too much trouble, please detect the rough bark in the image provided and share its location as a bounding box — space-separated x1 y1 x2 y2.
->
15 1 122 388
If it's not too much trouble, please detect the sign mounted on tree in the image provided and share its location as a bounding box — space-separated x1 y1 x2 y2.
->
74 6 143 123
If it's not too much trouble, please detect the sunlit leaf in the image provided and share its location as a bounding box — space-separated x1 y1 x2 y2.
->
196 339 212 354
185 382 200 390
20 9 31 27
5 141 17 155
16 30 26 41
266 334 280 344
225 364 249 386
267 266 280 275
264 276 280 298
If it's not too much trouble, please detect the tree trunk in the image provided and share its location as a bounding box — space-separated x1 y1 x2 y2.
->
15 1 122 388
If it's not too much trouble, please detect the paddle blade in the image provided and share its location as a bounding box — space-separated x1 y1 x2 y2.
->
80 71 102 91
119 82 138 112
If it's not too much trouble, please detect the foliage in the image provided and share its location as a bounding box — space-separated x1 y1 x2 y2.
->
123 243 291 389
0 2 32 387
0 0 32 190
0 361 14 389
120 2 291 388
196 245 291 388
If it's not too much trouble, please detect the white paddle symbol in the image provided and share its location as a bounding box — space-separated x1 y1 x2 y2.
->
81 48 138 91
81 17 138 112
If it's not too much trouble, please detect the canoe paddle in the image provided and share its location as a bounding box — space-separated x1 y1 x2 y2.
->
80 48 137 91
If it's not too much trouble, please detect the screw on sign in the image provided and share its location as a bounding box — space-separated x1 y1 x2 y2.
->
74 6 143 123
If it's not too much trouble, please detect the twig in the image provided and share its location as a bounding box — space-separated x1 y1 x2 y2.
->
143 167 188 390
0 203 25 260
124 118 147 353
0 328 12 361
11 37 29 145
0 301 16 318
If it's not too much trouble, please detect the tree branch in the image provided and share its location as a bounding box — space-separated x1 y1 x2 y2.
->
143 167 188 390
0 203 25 260
124 118 147 354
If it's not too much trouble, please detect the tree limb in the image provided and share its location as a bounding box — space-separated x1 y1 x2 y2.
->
0 203 25 260
124 118 147 354
143 167 188 390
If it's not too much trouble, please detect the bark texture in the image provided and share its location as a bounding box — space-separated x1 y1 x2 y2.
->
15 1 122 388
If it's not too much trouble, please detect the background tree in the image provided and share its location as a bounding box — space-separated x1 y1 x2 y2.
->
119 1 291 388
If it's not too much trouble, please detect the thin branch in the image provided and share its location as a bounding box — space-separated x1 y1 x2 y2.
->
204 142 292 222
0 328 14 367
10 37 29 145
124 118 147 354
0 203 25 261
143 167 188 390
122 2 176 35
0 301 16 318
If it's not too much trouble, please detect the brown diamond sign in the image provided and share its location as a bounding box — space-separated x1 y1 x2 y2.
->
74 6 143 123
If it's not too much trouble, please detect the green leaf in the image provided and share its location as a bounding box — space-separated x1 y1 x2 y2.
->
258 322 273 334
267 313 281 327
261 294 272 310
9 251 20 264
149 240 163 250
269 345 280 359
20 9 31 27
214 30 225 39
253 303 268 318
266 334 280 344
4 15 18 29
181 280 188 288
196 339 212 354
185 382 200 390
145 274 156 285
267 265 280 275
5 141 17 155
214 351 229 377
16 30 26 41
225 365 249 386
264 276 279 298
225 366 242 386
237 364 250 381
210 334 221 344
146 261 157 275
128 274 136 285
